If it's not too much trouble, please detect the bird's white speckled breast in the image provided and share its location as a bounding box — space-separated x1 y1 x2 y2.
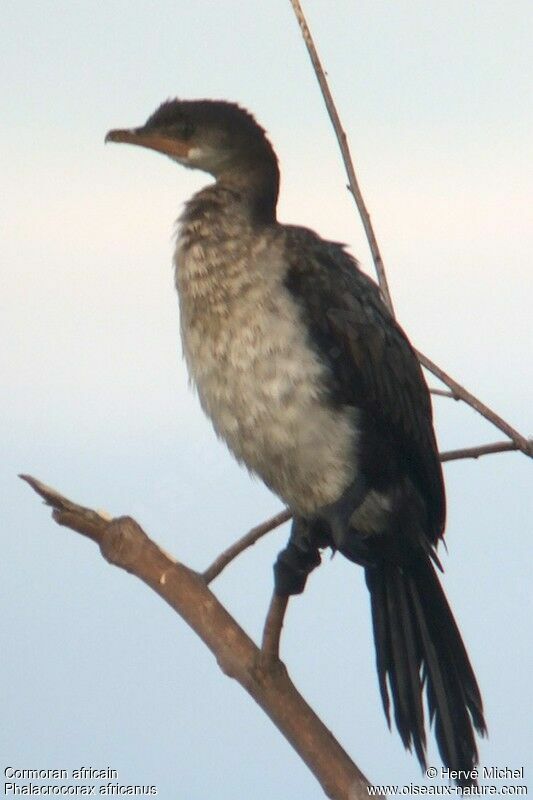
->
174 204 358 515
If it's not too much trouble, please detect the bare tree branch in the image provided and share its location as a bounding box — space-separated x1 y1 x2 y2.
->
203 509 291 584
416 350 532 456
440 440 531 463
288 0 532 460
20 474 377 800
430 388 458 399
261 592 289 664
201 437 530 578
288 0 394 314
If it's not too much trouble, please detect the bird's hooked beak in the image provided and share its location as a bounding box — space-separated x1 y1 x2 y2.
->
105 127 190 159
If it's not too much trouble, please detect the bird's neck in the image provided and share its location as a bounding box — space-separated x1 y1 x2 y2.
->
180 163 279 235
218 157 279 224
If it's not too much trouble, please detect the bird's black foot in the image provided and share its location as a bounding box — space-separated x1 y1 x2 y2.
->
274 478 371 595
273 516 325 596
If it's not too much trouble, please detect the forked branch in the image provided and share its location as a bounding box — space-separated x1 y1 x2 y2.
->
20 474 376 800
201 437 531 583
203 509 291 584
288 0 531 460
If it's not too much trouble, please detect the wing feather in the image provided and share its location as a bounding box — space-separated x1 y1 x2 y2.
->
283 227 445 542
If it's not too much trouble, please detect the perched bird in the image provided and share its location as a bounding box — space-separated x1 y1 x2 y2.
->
106 99 486 781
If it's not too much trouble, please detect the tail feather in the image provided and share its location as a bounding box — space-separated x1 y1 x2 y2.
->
391 568 426 765
386 568 426 764
412 563 486 733
366 557 486 783
368 566 391 725
407 572 470 773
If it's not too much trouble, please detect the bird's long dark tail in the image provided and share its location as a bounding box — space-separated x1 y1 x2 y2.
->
365 556 486 783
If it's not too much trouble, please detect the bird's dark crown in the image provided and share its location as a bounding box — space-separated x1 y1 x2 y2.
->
143 99 268 144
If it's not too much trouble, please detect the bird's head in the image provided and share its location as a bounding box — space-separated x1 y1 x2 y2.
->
106 99 278 182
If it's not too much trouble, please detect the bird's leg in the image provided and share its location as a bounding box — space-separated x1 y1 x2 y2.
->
261 481 368 664
261 517 324 665
273 516 324 596
313 476 368 552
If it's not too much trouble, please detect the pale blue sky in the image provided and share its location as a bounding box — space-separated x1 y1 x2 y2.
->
2 2 532 797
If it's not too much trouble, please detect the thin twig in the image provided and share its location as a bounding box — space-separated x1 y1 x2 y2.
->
431 388 459 399
417 350 532 457
202 437 526 585
288 0 394 313
288 0 532 460
261 593 289 664
203 509 291 584
19 474 110 542
440 440 530 463
21 474 375 800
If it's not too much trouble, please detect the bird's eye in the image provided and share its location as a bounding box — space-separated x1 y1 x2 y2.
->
172 120 195 140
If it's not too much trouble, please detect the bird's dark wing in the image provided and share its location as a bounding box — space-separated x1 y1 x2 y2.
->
282 226 445 544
